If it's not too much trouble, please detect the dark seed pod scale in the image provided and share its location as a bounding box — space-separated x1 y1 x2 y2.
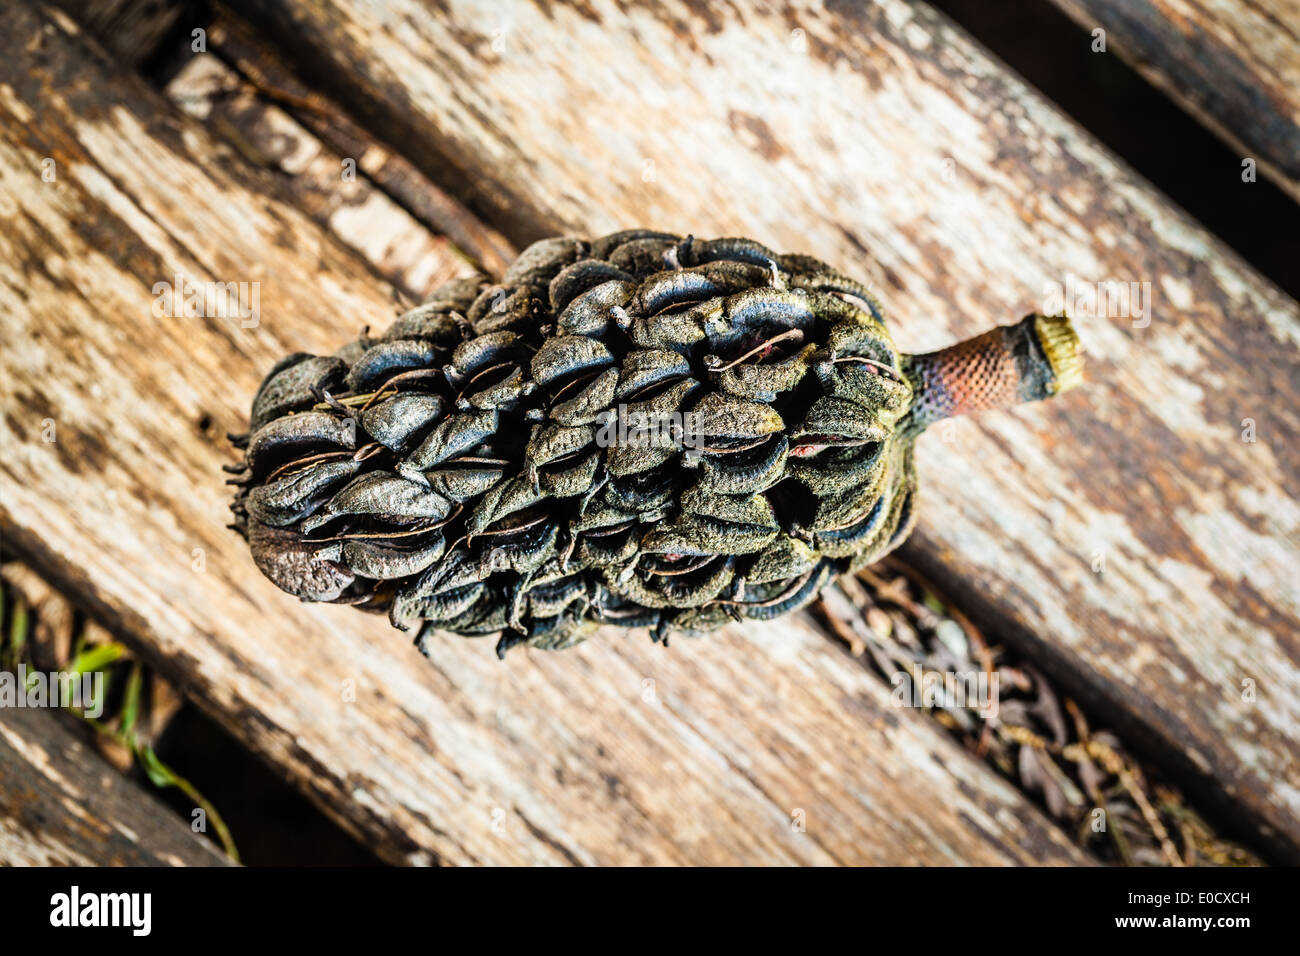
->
229 231 1083 657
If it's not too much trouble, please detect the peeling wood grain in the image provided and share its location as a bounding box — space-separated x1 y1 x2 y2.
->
1047 0 1300 202
164 54 468 300
206 6 516 277
0 706 230 866
0 2 1089 866
216 0 1300 856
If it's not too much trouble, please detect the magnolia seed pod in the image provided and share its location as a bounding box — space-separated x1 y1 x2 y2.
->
229 231 1083 657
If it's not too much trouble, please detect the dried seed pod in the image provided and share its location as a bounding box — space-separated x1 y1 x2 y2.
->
243 412 357 478
404 409 498 471
246 458 363 527
531 335 615 386
300 472 452 535
549 367 618 426
549 259 634 311
424 462 505 503
346 340 442 392
230 231 1083 656
557 279 636 336
382 304 466 346
359 393 446 453
343 536 446 580
249 354 346 432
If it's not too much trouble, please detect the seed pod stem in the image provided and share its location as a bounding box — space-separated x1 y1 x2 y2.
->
902 313 1082 432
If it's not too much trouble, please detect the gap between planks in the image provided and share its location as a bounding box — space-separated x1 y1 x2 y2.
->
1046 0 1300 205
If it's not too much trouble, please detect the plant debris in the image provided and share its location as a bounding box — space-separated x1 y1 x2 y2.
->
813 556 1263 866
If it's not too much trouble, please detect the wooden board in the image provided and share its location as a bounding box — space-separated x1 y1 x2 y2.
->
0 706 229 866
1047 0 1300 203
197 10 517 279
164 53 472 301
215 0 1300 856
0 2 1089 866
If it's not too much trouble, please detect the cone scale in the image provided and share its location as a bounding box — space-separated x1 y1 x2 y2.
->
228 231 1082 656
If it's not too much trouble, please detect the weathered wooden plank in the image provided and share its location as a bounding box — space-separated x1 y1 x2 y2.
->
200 9 516 278
0 706 230 866
164 54 469 300
217 0 1300 855
56 0 515 279
0 3 1088 865
1047 0 1300 203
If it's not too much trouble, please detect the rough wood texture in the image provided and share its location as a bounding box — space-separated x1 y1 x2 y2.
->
55 0 188 67
0 3 1089 866
202 9 516 278
1048 0 1300 202
218 0 1300 856
165 54 470 300
0 706 230 866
